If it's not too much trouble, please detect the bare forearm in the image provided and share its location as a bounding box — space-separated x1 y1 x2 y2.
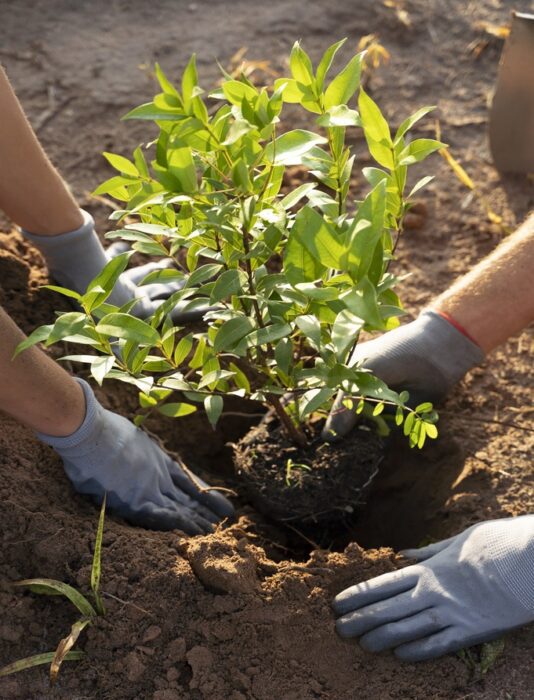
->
0 306 84 435
432 213 534 353
0 65 82 234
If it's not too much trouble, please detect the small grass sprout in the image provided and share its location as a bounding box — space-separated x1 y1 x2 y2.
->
0 497 107 684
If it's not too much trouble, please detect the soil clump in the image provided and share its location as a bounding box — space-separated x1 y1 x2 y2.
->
234 418 382 523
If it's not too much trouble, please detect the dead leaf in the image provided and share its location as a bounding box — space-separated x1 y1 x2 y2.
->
50 618 90 685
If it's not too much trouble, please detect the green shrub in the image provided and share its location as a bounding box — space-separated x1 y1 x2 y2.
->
18 39 443 448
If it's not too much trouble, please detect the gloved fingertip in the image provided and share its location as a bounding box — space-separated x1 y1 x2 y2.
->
205 491 235 520
335 616 356 639
106 241 133 262
398 549 420 559
322 412 357 442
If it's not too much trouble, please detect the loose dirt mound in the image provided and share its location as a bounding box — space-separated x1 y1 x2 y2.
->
1 1 533 698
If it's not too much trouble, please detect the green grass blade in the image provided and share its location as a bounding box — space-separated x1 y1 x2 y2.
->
0 651 84 678
91 495 107 615
14 579 96 618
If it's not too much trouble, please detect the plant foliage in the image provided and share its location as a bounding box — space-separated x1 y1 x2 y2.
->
18 40 444 448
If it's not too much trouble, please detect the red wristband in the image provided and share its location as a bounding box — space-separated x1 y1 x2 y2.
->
435 310 480 347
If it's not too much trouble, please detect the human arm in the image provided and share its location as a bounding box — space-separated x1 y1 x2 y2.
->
0 65 204 322
324 212 534 439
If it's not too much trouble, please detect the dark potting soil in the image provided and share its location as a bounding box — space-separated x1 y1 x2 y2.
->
234 417 383 524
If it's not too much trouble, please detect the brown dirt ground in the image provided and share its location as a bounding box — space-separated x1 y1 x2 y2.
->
0 0 533 698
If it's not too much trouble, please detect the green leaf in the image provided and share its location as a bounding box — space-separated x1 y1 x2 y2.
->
168 146 198 192
292 205 345 270
316 105 361 127
15 579 96 618
280 183 316 210
221 80 258 106
295 314 322 350
41 284 83 302
198 368 235 389
185 263 222 287
331 310 363 360
403 411 415 437
182 54 199 111
407 175 434 199
284 227 325 286
133 145 150 178
13 324 53 357
91 496 106 615
324 52 364 108
425 423 438 439
299 388 335 419
416 402 434 414
82 252 132 312
139 268 185 286
228 362 251 393
96 314 160 345
213 316 254 352
394 106 435 143
222 118 254 145
248 322 292 347
295 283 339 301
358 88 392 144
47 312 88 345
0 651 84 678
158 402 197 417
274 338 292 375
347 179 387 280
341 277 385 330
264 130 327 166
289 41 315 86
362 167 388 187
102 152 139 177
210 269 246 303
397 138 444 166
273 78 318 110
155 62 181 99
174 334 193 365
359 88 393 168
315 38 347 91
92 175 138 198
90 355 115 386
373 401 385 416
122 102 186 121
204 394 223 428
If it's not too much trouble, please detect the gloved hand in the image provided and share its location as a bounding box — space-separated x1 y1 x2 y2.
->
333 515 534 662
322 310 484 440
36 378 234 534
22 209 207 323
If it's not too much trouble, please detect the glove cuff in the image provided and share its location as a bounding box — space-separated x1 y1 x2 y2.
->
35 378 100 451
486 515 534 614
21 208 96 251
417 310 485 386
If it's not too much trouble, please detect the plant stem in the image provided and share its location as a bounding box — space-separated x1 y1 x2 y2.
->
268 395 307 447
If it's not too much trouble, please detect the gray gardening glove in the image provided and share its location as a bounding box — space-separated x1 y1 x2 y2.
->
36 379 234 534
22 208 207 323
322 310 484 440
333 515 534 662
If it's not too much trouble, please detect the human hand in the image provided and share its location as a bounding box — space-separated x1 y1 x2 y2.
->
22 209 209 323
37 379 234 534
322 310 484 440
333 515 534 661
